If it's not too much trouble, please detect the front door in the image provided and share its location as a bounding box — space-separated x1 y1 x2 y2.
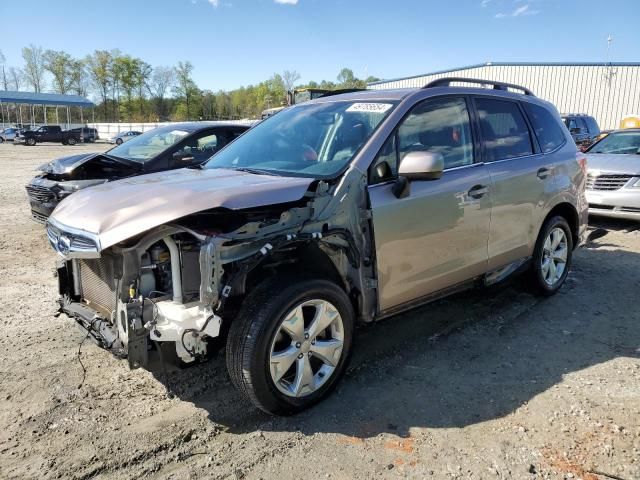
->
368 96 492 312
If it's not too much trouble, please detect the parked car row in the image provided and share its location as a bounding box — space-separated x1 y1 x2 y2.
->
34 78 589 415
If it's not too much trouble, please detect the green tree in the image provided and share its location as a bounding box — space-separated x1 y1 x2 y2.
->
149 66 175 120
174 61 199 120
337 67 356 88
22 45 46 92
43 50 74 94
87 50 113 120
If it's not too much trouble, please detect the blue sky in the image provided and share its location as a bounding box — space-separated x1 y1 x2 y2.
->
1 0 638 93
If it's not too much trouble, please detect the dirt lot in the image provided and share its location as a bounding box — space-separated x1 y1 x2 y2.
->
0 142 638 480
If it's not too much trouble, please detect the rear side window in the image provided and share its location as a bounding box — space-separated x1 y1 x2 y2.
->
523 102 566 153
475 98 533 162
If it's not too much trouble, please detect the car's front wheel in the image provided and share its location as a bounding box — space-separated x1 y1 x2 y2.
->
226 277 354 415
67 137 77 145
530 216 573 296
116 138 123 145
26 138 36 146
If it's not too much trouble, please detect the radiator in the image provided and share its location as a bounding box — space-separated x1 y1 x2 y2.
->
78 258 118 316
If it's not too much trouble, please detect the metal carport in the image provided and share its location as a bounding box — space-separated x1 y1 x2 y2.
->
0 91 95 129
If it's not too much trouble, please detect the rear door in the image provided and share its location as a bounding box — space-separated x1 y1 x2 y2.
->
368 96 492 311
474 97 556 269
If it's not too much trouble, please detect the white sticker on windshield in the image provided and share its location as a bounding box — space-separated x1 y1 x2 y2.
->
169 130 189 136
346 103 393 113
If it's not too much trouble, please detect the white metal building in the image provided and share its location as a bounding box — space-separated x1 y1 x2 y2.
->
368 62 640 130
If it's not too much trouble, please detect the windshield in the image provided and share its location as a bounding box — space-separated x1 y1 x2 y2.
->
205 100 397 178
588 131 640 155
108 127 190 162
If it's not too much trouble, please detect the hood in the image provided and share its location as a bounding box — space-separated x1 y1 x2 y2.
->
50 168 314 250
585 153 640 176
39 152 105 175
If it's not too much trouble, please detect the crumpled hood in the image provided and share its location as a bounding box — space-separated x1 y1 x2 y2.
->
585 153 640 176
50 167 314 250
38 152 103 175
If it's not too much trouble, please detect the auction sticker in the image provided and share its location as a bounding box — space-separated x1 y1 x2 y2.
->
346 103 393 113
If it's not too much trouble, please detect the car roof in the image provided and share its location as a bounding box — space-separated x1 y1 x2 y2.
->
307 85 551 107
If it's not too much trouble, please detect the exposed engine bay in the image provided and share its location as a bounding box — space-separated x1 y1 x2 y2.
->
52 169 377 369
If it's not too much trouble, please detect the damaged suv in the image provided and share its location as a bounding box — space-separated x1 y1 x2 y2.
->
47 79 587 414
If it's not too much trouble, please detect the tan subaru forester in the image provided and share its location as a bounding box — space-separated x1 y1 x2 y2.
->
47 78 588 414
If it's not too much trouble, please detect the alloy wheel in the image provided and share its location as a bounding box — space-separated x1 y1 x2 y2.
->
269 299 344 398
541 227 568 286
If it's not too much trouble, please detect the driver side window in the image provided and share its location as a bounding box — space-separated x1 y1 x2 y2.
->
171 132 220 166
369 96 474 184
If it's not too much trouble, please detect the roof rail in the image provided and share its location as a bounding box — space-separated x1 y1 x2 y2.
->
423 77 535 96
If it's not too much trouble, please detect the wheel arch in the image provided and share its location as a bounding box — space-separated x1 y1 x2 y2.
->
542 202 579 249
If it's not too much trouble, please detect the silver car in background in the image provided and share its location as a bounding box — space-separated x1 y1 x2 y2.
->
0 127 22 142
108 130 142 145
585 129 640 220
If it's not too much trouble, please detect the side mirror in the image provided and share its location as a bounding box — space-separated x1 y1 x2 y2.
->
398 151 444 180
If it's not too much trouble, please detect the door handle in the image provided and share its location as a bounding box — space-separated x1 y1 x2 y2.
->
537 167 551 179
468 184 489 199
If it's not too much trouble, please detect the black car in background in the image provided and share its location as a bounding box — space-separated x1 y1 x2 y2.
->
562 114 601 149
25 122 251 223
15 125 83 146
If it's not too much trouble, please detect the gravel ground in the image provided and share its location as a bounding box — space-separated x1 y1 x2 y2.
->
0 142 638 480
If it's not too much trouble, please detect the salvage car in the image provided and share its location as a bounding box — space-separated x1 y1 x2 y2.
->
26 122 250 223
584 128 640 220
46 79 587 415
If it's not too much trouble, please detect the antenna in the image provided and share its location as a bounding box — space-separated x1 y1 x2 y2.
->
604 34 617 85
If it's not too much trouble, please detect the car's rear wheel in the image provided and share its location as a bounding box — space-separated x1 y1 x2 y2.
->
67 137 77 145
26 138 36 146
226 277 354 415
116 138 123 145
0 137 4 143
530 216 573 296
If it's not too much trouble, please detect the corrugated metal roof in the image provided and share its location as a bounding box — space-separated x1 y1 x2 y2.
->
0 90 94 107
368 62 640 86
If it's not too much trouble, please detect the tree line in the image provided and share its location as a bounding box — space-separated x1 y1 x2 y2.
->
0 46 379 123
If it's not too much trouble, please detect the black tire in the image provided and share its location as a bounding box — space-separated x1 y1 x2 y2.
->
67 137 77 146
226 277 354 415
529 215 573 296
116 138 123 145
89 137 96 143
0 137 4 143
26 137 36 146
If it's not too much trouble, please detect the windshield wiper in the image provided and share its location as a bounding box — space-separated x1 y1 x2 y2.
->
233 167 280 176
